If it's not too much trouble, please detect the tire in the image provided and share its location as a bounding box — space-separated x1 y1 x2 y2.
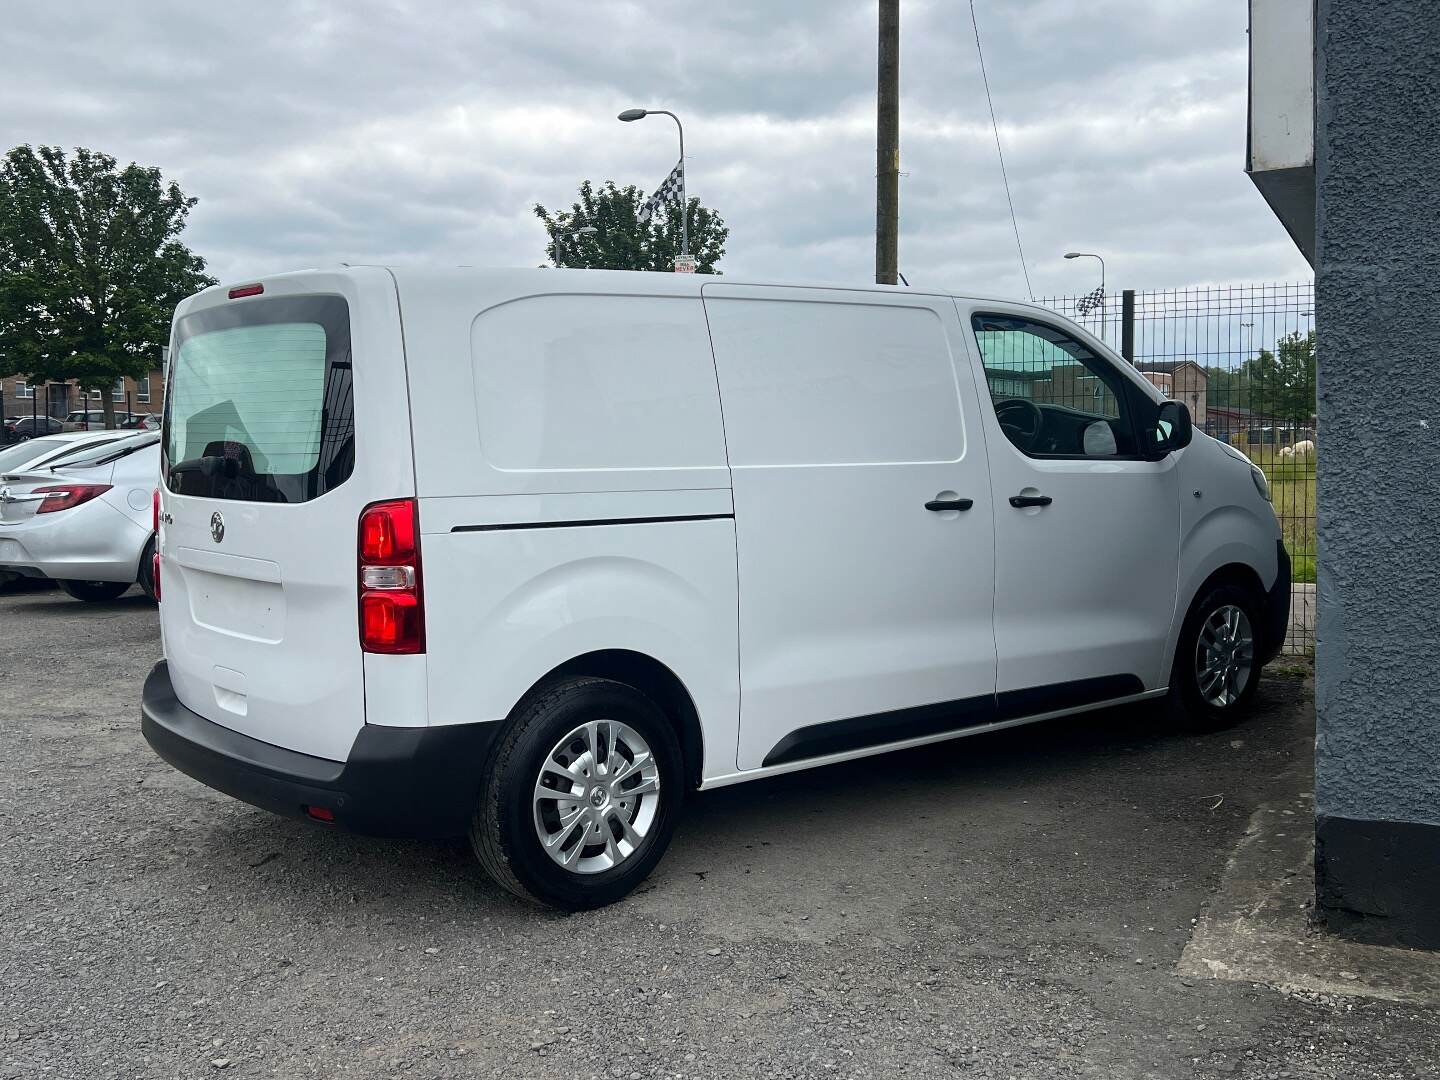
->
1166 581 1264 731
57 579 131 602
470 676 684 910
138 537 158 602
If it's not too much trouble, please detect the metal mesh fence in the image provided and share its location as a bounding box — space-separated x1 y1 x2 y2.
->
1042 283 1316 655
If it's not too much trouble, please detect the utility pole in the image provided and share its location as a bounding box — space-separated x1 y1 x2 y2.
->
875 0 899 285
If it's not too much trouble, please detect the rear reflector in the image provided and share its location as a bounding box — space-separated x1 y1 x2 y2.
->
33 483 112 514
305 806 336 823
228 283 264 299
358 499 424 654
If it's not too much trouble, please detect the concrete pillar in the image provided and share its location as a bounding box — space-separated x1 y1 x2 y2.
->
1313 0 1440 947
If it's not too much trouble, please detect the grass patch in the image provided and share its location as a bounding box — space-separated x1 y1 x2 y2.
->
1239 444 1317 581
1291 552 1316 584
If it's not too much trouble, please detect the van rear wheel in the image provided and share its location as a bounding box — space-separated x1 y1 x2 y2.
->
470 676 683 910
1166 582 1263 731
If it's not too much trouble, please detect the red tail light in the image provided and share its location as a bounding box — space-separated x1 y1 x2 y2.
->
33 483 112 514
152 487 160 533
358 499 424 654
228 283 264 299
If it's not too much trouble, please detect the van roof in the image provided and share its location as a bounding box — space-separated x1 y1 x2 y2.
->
186 265 1040 311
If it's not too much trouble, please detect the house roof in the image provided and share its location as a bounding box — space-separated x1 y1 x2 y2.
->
1134 359 1207 376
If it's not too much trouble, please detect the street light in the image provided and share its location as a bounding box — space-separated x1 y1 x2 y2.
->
618 107 689 261
1064 251 1107 342
1063 251 1106 292
552 225 598 268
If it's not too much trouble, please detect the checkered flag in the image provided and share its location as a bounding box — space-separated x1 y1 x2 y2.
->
1075 285 1106 316
637 159 684 226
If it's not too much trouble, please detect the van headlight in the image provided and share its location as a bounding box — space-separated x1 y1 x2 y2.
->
1251 466 1271 502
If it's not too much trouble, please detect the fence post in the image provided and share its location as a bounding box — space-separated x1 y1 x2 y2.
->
1121 289 1135 362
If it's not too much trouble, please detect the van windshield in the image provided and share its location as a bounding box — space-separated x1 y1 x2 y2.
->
164 294 354 503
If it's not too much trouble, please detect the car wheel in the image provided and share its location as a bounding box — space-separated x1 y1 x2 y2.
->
57 579 132 602
138 537 158 602
1166 581 1264 731
470 676 683 910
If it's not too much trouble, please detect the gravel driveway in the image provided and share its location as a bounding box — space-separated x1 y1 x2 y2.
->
2 586 1436 1079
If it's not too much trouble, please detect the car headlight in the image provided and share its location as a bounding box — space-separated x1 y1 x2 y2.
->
1251 466 1271 502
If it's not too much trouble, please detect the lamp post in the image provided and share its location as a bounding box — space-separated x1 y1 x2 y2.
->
618 107 689 262
552 225 598 268
1064 251 1106 342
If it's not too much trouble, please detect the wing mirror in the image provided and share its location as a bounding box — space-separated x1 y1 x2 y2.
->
1147 400 1193 459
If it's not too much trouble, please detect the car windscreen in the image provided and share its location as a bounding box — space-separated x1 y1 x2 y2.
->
51 433 158 470
163 295 354 503
0 436 70 474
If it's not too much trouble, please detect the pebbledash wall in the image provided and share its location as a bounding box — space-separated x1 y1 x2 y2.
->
1313 0 1440 947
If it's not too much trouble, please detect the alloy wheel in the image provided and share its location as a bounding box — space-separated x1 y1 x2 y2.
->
532 719 661 874
1195 603 1254 708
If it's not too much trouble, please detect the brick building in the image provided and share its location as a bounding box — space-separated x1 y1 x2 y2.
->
1134 360 1207 428
1 369 164 421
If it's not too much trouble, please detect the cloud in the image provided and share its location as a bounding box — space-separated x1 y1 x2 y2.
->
0 0 1311 295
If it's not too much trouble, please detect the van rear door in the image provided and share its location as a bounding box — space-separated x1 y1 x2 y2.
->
158 269 415 762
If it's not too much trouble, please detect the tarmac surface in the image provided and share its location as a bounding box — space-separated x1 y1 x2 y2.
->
2 583 1436 1078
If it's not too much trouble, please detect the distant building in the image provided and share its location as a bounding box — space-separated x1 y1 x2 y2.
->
1 370 163 420
1134 360 1206 428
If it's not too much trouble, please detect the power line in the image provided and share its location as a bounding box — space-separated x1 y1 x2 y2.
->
968 0 1033 300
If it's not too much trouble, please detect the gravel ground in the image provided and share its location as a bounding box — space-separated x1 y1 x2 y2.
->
2 584 1437 1079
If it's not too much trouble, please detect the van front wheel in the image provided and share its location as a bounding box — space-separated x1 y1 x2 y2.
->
471 676 683 910
1166 582 1263 731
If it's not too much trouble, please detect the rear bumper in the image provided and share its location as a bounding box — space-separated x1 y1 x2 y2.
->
141 661 499 838
1259 540 1293 665
0 504 148 582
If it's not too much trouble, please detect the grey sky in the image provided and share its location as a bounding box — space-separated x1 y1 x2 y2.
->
0 0 1311 297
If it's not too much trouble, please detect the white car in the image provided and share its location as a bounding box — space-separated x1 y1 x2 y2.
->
0 432 160 601
0 429 134 476
142 268 1289 910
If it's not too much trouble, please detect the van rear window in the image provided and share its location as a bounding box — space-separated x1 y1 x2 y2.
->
164 295 354 503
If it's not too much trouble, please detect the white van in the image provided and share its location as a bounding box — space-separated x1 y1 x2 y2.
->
142 267 1290 909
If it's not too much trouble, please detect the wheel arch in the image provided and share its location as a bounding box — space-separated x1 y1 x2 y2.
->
1192 561 1267 605
1164 554 1275 681
528 649 705 791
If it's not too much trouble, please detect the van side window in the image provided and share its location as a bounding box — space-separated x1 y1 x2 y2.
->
970 314 1136 458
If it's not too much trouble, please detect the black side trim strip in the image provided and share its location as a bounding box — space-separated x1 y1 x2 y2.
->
995 674 1144 721
763 695 997 767
452 513 734 533
761 674 1147 767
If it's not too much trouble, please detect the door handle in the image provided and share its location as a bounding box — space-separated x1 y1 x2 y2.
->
925 498 973 512
1008 494 1052 508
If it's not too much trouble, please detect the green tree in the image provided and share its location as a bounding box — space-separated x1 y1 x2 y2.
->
1205 330 1316 423
534 179 728 273
1242 330 1316 423
0 145 215 427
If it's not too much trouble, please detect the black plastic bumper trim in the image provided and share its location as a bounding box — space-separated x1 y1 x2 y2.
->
140 661 498 838
1259 540 1293 665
